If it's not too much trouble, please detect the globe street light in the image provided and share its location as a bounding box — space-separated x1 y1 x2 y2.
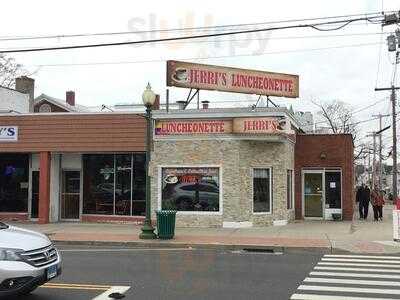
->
139 83 157 239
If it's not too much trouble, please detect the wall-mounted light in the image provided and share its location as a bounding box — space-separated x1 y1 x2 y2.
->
320 152 327 160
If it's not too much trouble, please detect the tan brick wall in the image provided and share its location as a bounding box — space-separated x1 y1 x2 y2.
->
150 139 294 227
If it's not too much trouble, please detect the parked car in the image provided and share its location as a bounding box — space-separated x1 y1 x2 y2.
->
0 222 62 297
163 182 219 211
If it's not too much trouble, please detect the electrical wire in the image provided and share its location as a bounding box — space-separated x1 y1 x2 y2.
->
352 97 388 114
30 41 383 68
0 31 390 51
0 11 389 42
0 16 385 54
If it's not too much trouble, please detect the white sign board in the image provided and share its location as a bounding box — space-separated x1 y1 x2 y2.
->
0 126 18 141
394 210 400 241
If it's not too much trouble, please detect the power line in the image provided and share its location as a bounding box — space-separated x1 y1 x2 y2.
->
0 16 384 54
0 32 389 52
352 97 388 114
31 41 383 68
0 11 389 42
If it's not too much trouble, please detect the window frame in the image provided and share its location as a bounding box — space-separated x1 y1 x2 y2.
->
252 167 272 214
158 165 223 215
82 153 146 217
287 169 294 210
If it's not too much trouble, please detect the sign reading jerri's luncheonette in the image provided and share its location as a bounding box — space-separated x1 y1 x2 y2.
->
167 60 299 98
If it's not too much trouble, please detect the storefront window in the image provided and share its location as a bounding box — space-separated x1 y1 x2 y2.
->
83 154 145 216
132 154 146 216
115 155 132 215
287 170 293 210
325 171 341 209
0 154 29 213
253 168 271 213
161 167 220 212
83 154 114 215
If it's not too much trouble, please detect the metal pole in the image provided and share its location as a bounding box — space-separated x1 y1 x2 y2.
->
166 89 169 113
392 86 398 200
139 105 156 239
368 151 371 185
373 133 376 188
379 116 383 191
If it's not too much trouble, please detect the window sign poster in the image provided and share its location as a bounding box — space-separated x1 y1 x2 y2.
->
161 167 219 212
330 182 336 188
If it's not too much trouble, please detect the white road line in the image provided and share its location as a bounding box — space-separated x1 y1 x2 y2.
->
92 286 131 300
324 254 400 260
291 294 400 300
318 262 400 268
59 248 194 252
314 266 400 273
298 284 400 295
309 271 400 279
322 258 400 264
304 277 400 286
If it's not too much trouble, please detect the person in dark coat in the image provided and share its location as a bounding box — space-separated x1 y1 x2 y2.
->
362 185 371 220
356 185 364 219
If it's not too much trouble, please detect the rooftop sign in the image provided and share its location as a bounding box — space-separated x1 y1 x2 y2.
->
167 60 299 98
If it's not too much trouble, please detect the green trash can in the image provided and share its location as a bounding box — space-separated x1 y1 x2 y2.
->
156 210 177 239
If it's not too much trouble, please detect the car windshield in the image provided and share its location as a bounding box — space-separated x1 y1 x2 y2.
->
0 222 9 229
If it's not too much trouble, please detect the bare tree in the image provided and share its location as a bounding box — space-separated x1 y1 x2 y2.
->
0 54 29 88
312 100 368 161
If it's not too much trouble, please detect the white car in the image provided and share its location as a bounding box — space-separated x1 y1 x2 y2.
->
0 222 62 297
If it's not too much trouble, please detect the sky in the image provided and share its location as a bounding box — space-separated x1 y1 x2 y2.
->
0 0 399 149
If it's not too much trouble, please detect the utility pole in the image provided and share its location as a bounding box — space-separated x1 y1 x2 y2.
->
375 87 400 198
367 132 377 187
372 113 391 190
375 15 400 198
368 151 371 185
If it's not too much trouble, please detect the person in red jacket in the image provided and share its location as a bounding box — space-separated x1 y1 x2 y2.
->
371 185 385 221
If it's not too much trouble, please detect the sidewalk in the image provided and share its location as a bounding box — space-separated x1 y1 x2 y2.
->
8 206 400 254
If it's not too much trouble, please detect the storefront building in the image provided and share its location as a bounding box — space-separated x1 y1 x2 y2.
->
295 134 354 221
150 108 299 227
0 113 148 223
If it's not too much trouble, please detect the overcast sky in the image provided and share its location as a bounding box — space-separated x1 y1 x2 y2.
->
0 0 399 148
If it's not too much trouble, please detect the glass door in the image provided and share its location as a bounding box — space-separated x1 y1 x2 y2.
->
31 171 39 219
61 170 80 220
303 172 324 218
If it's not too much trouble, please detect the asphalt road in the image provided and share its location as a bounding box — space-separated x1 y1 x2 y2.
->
7 246 321 300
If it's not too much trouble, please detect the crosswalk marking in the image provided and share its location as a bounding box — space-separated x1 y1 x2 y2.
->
298 285 400 295
309 271 400 279
304 277 400 286
324 254 400 260
291 254 400 299
291 294 400 300
321 258 400 264
314 266 400 273
318 262 400 268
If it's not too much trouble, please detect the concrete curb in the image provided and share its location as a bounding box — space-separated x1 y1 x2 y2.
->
52 239 335 254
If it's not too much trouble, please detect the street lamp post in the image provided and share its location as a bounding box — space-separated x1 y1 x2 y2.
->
139 83 157 239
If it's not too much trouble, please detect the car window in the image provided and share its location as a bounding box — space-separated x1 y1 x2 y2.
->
180 184 196 191
198 184 218 193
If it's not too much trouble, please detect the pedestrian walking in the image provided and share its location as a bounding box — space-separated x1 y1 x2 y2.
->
371 185 385 221
356 185 364 219
362 184 370 220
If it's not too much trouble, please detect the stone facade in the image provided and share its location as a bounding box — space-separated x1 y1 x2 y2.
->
150 138 295 227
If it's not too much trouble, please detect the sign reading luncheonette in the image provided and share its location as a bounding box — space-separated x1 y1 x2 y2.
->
0 126 18 141
167 60 299 98
155 118 290 136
